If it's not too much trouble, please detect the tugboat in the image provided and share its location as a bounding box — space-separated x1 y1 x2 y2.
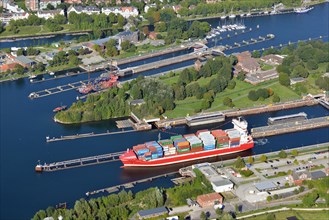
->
35 160 43 172
53 105 67 113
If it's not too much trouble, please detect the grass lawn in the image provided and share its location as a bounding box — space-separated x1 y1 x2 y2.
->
260 63 274 71
161 75 180 85
164 78 301 118
46 63 76 72
241 210 329 220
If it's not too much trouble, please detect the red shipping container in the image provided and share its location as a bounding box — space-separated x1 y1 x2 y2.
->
133 145 145 151
229 137 240 142
217 138 230 144
211 129 227 138
196 129 209 136
148 146 157 152
144 152 152 156
190 147 203 152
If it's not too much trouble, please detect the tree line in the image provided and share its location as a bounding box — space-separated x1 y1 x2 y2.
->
275 41 329 88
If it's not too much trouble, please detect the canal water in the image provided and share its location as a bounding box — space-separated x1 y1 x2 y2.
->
0 3 329 219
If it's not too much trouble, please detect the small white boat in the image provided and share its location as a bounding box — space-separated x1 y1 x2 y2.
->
49 71 55 76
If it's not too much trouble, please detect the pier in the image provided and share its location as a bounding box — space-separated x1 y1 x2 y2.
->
223 34 275 51
319 99 329 110
28 79 92 99
46 129 137 142
37 151 126 172
251 116 329 138
85 171 178 196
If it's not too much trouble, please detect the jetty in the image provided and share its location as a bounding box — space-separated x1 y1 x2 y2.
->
28 79 92 99
46 129 137 142
36 151 126 172
251 116 329 138
85 171 178 196
223 34 275 51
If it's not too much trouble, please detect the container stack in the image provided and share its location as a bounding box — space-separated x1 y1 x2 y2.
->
170 135 184 141
226 129 241 147
173 137 190 154
197 131 216 150
145 141 163 158
184 134 203 152
158 139 176 156
211 129 230 148
144 152 152 161
133 144 150 157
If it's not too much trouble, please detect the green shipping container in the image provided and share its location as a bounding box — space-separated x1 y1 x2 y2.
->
170 135 183 141
191 143 203 148
158 139 173 145
178 148 190 152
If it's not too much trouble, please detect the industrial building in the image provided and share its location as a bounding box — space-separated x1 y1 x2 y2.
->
193 163 234 193
137 207 168 219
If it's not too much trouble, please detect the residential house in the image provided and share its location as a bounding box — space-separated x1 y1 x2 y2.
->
144 3 156 13
102 7 139 18
236 51 260 74
290 77 306 85
0 12 30 24
206 0 221 3
196 193 223 208
37 9 64 19
260 54 284 65
67 5 100 15
5 2 25 13
148 31 157 40
64 0 82 4
288 170 311 185
0 62 18 72
39 0 61 10
15 56 36 68
25 0 39 11
172 5 181 13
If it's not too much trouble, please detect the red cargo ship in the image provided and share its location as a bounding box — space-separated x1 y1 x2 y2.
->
120 118 254 167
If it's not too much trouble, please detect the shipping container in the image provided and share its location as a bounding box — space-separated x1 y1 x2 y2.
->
183 134 196 138
170 135 183 141
196 129 209 136
211 129 227 138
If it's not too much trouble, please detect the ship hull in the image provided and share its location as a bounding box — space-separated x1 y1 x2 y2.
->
120 142 253 167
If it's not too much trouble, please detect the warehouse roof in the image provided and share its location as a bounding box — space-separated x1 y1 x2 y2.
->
15 55 34 65
255 181 277 191
137 206 168 218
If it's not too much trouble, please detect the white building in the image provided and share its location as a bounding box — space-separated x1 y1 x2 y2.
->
144 3 156 13
39 0 62 10
102 7 139 18
37 9 64 19
68 5 100 15
193 163 234 193
4 2 25 13
0 12 30 24
209 176 234 193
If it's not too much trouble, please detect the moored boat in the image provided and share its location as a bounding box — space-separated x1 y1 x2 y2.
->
53 105 67 113
119 118 254 167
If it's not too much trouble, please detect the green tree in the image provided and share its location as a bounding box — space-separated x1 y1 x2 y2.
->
278 150 287 158
292 65 308 78
279 72 290 86
306 59 318 70
14 64 25 75
272 94 280 103
252 50 261 58
236 72 246 81
266 196 272 202
266 213 276 220
200 211 207 220
223 97 234 107
248 90 259 101
234 156 245 169
227 80 236 89
260 154 267 162
302 192 319 207
216 208 223 218
291 149 298 156
248 156 254 164
16 48 24 56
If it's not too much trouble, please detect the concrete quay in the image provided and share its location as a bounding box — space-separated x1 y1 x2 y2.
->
251 116 329 138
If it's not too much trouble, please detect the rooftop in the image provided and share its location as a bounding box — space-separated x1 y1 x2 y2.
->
137 206 168 217
255 181 277 191
15 55 34 64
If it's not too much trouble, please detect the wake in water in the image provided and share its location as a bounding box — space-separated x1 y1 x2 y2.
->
254 138 269 146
